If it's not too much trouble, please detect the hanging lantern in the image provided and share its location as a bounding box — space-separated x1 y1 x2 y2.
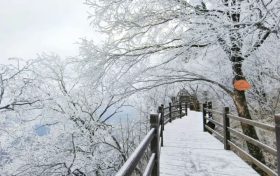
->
234 80 251 91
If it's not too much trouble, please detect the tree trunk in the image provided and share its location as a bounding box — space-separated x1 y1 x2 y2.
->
230 40 267 175
232 89 267 175
230 46 267 175
224 1 267 174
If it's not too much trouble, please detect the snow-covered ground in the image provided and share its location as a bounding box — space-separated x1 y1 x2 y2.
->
160 110 259 176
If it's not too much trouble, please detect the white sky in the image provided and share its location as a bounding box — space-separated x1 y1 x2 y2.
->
0 0 97 64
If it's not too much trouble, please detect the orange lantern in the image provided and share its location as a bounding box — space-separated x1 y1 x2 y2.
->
234 80 251 91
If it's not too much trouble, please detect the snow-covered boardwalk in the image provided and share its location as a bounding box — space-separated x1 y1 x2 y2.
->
160 111 259 176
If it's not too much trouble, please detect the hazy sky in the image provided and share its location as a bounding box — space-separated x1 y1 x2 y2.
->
0 0 96 64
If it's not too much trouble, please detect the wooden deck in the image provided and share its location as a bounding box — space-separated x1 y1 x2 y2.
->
160 111 260 176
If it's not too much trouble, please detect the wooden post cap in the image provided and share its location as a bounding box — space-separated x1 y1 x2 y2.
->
150 114 159 124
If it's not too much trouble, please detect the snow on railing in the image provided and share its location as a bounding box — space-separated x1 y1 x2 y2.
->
116 127 156 176
116 100 188 176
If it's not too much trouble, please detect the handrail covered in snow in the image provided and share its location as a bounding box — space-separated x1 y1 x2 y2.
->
116 100 188 176
202 102 280 176
116 127 156 176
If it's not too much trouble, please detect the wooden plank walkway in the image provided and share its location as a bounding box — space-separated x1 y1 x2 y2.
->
160 110 259 176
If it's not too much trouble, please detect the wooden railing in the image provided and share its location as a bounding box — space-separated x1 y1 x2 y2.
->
202 101 280 176
116 98 279 175
116 101 187 176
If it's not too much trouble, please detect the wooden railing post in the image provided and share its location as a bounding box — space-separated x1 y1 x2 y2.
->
161 104 164 131
190 103 193 110
275 114 280 175
202 103 207 132
150 114 160 176
223 107 230 150
179 101 182 118
197 100 200 111
185 100 188 116
208 101 212 119
159 105 164 147
171 97 176 104
169 102 172 122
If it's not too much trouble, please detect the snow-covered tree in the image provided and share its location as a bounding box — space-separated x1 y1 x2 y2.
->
83 0 280 173
0 54 146 176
